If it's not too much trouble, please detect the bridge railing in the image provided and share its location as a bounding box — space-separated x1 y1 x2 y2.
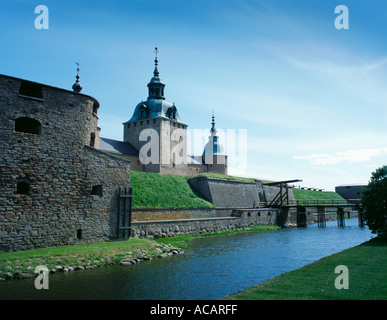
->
288 199 361 206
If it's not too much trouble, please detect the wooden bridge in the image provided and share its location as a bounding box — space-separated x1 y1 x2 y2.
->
262 180 364 228
286 200 363 228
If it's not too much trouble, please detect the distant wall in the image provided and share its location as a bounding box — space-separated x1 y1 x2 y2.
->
188 177 260 208
335 185 365 201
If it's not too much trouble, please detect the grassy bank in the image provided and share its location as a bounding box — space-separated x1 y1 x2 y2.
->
0 226 279 280
0 238 180 279
224 237 387 300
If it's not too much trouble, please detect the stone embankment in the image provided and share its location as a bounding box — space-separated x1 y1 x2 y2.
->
120 243 182 266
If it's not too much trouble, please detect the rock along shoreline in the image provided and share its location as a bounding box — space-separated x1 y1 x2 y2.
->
0 243 183 281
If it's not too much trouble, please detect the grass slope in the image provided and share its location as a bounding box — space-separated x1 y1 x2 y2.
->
131 171 214 209
224 237 387 300
292 188 346 201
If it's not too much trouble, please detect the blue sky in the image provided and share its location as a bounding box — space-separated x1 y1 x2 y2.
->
1 0 387 191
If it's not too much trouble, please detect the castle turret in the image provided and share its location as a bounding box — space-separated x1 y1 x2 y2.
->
123 48 188 175
72 61 83 93
202 113 228 174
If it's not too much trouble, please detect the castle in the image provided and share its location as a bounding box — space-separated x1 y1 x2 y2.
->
0 55 346 253
98 48 228 175
0 50 227 252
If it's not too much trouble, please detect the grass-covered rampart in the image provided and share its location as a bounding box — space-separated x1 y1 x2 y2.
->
292 188 346 201
131 171 345 209
131 171 214 209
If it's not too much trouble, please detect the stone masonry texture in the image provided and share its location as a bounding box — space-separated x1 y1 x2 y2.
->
0 75 131 252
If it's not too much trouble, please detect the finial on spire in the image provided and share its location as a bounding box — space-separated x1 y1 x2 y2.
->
153 47 159 77
72 61 83 93
75 61 80 75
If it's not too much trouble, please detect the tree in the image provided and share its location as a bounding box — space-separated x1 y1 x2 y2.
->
361 166 387 237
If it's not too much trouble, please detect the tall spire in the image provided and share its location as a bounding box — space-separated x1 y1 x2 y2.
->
72 61 83 93
147 47 165 100
210 111 217 134
153 47 159 77
202 112 225 157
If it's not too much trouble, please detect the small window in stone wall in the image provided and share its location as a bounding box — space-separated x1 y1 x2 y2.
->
91 185 103 196
93 102 99 115
17 180 31 195
90 132 96 147
77 229 83 240
19 80 43 99
15 117 42 135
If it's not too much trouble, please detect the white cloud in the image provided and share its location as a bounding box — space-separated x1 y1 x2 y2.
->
294 147 387 165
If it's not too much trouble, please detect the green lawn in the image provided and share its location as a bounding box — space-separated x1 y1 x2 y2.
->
223 237 387 300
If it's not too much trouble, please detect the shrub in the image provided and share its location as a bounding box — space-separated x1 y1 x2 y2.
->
361 166 387 237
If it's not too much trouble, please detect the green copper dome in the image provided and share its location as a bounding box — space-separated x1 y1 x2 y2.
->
125 48 184 124
125 99 183 123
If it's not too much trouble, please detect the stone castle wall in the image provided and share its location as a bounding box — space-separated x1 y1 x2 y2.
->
0 75 131 252
188 176 294 208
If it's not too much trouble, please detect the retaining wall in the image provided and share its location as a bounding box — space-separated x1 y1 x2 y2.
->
131 208 285 239
131 206 358 239
132 208 232 222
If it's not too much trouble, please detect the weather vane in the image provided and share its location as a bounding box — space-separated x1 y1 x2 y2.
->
154 47 158 59
72 61 83 93
75 61 80 76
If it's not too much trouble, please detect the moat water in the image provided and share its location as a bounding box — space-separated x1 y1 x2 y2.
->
0 218 374 300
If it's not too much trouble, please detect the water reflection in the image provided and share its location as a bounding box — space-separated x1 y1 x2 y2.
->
0 218 373 300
